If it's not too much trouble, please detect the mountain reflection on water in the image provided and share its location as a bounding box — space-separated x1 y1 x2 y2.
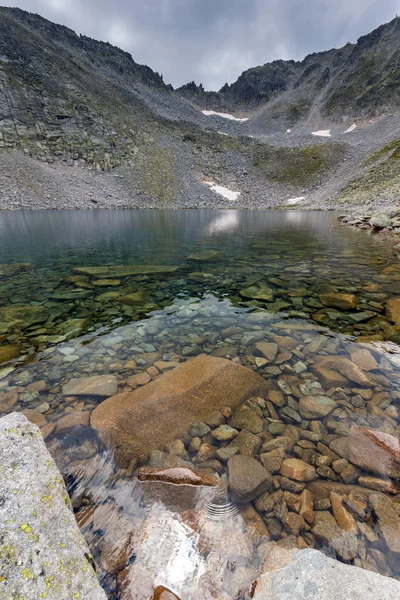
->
0 210 400 599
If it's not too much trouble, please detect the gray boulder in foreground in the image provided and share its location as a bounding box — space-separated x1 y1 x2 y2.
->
0 412 107 600
254 546 400 600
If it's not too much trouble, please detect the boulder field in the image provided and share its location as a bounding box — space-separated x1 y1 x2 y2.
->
91 354 269 463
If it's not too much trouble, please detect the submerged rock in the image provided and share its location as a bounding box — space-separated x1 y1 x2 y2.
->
73 265 179 276
343 426 400 480
312 355 371 387
280 459 316 482
138 466 220 487
0 263 32 277
320 293 358 310
239 285 274 302
152 586 181 600
228 455 272 502
299 395 337 419
187 250 221 261
90 354 268 463
0 304 47 326
62 375 118 397
312 511 358 560
386 297 400 324
117 291 152 304
0 412 106 600
0 344 21 364
369 492 400 554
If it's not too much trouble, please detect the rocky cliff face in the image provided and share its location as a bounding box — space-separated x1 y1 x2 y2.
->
177 17 400 120
0 7 176 170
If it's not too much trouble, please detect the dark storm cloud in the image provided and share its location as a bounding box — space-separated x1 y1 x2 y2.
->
2 0 399 89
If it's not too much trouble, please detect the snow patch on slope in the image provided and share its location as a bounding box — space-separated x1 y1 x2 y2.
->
203 181 240 201
312 130 331 137
202 110 248 122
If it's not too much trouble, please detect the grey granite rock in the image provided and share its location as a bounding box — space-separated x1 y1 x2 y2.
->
0 412 107 600
253 547 400 600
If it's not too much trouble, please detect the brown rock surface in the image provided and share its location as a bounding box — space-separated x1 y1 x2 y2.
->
254 342 278 361
225 429 262 457
349 348 378 371
320 293 358 310
0 344 21 364
300 489 314 524
280 458 316 482
312 511 359 560
62 375 118 397
330 492 358 533
152 586 181 600
369 492 400 553
55 411 90 432
126 372 151 388
345 426 400 480
299 395 337 419
90 355 269 462
0 389 19 412
228 405 264 434
386 297 400 324
21 409 47 428
228 455 272 502
137 466 219 487
312 355 371 387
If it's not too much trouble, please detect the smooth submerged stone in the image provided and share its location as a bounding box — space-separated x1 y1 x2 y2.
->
152 586 181 600
55 411 90 432
254 341 278 361
73 265 179 277
0 389 19 412
62 375 118 397
187 250 221 261
312 511 359 560
0 413 106 600
280 458 316 482
369 492 400 553
386 296 400 324
0 304 47 325
349 348 378 371
319 293 358 310
0 344 21 364
239 286 274 301
312 354 371 387
90 355 269 463
228 455 272 502
92 278 122 286
116 291 152 304
138 466 220 487
344 426 400 480
299 395 337 419
0 263 32 276
228 405 264 434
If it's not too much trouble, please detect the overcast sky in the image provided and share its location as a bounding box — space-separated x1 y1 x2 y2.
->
2 0 400 89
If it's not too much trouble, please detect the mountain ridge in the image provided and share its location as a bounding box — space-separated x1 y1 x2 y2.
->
0 6 400 211
177 16 400 121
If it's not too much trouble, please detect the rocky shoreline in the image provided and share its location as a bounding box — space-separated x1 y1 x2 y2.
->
338 210 400 237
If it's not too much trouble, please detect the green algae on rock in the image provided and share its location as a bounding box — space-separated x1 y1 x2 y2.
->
0 412 107 600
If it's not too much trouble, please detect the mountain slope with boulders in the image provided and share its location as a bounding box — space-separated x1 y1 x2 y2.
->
0 6 400 210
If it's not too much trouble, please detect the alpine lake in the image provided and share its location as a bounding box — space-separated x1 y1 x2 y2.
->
1 209 400 600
